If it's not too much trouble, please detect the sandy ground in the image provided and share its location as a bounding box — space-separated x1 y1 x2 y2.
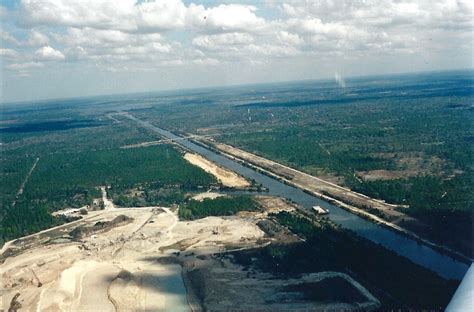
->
0 203 266 312
101 186 115 210
1 174 379 312
184 152 250 188
191 191 226 201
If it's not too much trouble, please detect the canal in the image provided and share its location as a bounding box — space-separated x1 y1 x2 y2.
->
127 114 470 280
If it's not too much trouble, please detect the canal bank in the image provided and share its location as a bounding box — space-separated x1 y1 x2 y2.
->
123 113 470 280
190 137 472 265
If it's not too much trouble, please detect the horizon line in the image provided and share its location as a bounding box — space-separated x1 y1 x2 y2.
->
1 67 472 107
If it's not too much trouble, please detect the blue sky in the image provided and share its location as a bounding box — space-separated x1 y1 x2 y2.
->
1 0 472 103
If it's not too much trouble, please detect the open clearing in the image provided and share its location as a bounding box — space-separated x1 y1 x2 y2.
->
191 191 226 201
0 205 265 311
0 194 379 311
184 152 250 188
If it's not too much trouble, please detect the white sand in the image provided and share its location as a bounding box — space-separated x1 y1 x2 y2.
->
191 191 226 201
184 153 250 188
1 205 265 311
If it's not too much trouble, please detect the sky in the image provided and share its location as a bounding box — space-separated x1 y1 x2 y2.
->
0 0 472 103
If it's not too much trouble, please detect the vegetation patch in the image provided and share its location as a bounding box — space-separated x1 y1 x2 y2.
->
1 201 61 244
0 119 104 133
23 145 216 210
179 196 259 220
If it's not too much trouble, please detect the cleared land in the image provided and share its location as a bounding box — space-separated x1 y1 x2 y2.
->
0 206 265 311
0 193 381 311
191 191 226 201
184 152 250 188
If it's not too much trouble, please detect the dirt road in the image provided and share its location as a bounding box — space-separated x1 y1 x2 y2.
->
11 157 39 207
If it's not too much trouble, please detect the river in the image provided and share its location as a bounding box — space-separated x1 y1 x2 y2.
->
126 114 470 280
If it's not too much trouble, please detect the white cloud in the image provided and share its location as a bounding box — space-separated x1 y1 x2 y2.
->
277 31 304 46
0 48 20 59
34 46 65 60
187 4 266 33
135 0 187 31
56 27 163 48
1 29 49 47
20 0 138 31
27 30 49 46
192 57 220 66
1 30 22 46
193 33 254 50
19 0 181 32
286 18 356 38
19 0 268 34
279 0 473 30
53 27 176 66
0 0 469 80
7 61 44 70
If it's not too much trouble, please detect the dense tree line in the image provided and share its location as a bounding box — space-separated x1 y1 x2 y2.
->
0 201 61 245
21 145 215 209
0 155 35 207
211 95 473 255
1 105 217 245
346 173 474 256
179 196 258 220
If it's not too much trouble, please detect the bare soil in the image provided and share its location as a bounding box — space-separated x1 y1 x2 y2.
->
184 152 250 188
1 191 379 311
0 204 266 311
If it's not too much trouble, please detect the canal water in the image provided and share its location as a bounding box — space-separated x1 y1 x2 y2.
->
129 115 470 280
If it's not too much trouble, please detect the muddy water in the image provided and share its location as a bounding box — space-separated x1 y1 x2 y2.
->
127 114 470 280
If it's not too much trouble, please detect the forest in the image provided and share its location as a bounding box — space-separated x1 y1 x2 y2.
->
22 145 216 210
0 104 218 245
0 144 216 244
179 196 258 220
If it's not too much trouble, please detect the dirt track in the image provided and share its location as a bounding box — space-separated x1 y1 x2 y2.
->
11 157 39 207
